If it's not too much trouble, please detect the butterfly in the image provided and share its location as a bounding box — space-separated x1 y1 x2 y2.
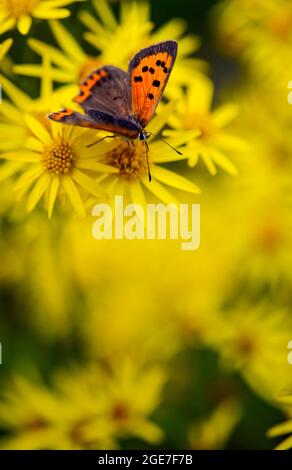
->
48 40 180 181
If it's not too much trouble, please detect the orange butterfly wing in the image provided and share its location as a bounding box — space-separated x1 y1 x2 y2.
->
129 40 178 128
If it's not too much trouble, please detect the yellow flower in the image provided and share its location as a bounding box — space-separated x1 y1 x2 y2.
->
163 77 247 175
0 361 166 449
14 1 206 94
1 114 118 217
213 0 269 56
0 60 117 218
0 372 114 449
14 19 97 94
83 102 201 207
79 0 206 85
215 0 292 88
81 361 166 446
212 304 292 401
0 0 82 35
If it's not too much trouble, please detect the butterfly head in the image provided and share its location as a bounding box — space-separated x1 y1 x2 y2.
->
138 130 150 141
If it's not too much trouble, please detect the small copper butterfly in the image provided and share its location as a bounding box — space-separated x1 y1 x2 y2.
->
48 41 180 180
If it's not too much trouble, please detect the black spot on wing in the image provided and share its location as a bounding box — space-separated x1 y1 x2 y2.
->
148 93 154 100
134 76 143 82
152 80 160 87
129 40 178 70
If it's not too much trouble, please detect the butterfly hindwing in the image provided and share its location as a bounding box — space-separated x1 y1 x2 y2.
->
73 65 132 119
48 108 140 138
48 108 99 127
129 40 178 128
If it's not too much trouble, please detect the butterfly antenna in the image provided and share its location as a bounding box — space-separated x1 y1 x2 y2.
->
147 131 183 155
144 140 152 182
86 135 115 148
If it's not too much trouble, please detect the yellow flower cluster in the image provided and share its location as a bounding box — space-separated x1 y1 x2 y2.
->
0 0 291 450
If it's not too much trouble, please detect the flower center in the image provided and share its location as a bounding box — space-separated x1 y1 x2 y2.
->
79 57 101 81
105 140 150 180
236 335 255 358
43 140 75 175
111 403 130 422
256 221 284 254
265 9 292 41
4 0 39 18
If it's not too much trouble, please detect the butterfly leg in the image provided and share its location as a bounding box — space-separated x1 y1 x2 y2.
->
87 134 116 148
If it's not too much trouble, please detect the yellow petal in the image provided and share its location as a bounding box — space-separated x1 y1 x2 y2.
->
33 8 70 19
188 77 214 112
14 165 43 193
151 166 201 194
62 175 86 217
199 148 217 175
212 104 239 128
148 100 177 137
213 133 250 152
40 52 53 103
150 141 186 163
162 129 201 146
76 159 118 173
0 18 16 35
0 161 23 182
209 147 238 176
93 0 117 30
49 20 85 61
47 176 59 219
13 64 44 77
268 420 292 438
0 151 40 162
28 38 75 71
275 436 292 451
72 168 106 199
78 10 104 36
0 102 23 124
17 15 32 35
27 172 50 212
142 178 178 204
0 74 31 110
0 38 13 62
129 181 146 206
25 136 44 152
25 115 52 145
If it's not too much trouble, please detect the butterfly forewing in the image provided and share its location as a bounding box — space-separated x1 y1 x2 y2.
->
73 65 132 119
129 40 178 128
49 65 141 137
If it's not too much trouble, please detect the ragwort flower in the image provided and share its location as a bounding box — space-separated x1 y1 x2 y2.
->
0 0 81 35
163 77 247 176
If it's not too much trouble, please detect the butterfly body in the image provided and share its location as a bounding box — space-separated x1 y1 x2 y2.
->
48 41 178 140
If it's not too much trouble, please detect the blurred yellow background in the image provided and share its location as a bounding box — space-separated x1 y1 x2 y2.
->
0 0 292 450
